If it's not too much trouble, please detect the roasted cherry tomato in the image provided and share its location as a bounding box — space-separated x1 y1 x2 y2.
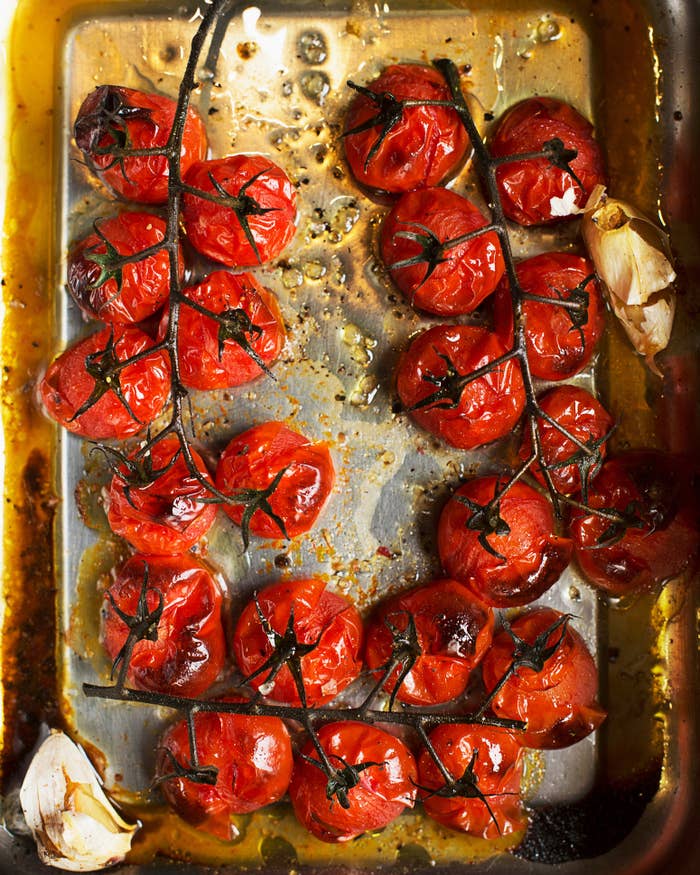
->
215 421 334 543
437 476 572 607
39 325 170 440
489 96 606 225
417 725 526 839
364 579 494 706
182 155 297 267
380 187 504 316
344 64 468 195
233 578 363 706
289 721 417 843
569 450 700 596
105 435 218 555
481 608 606 749
493 252 605 381
74 85 207 204
396 325 525 450
102 554 226 697
156 703 293 840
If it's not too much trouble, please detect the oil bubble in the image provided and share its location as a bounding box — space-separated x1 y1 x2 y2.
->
537 18 561 42
298 30 328 64
300 70 330 105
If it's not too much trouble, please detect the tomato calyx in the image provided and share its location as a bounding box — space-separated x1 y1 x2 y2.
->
300 751 387 809
154 745 219 789
366 610 423 710
453 492 511 561
585 500 647 549
81 218 166 297
221 465 290 550
93 438 181 502
492 136 584 192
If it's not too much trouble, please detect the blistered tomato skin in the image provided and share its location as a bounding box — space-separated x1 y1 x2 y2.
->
289 721 417 843
489 96 606 225
344 64 469 195
102 554 226 698
74 85 207 204
380 187 504 316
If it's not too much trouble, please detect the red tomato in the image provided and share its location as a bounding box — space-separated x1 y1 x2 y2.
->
344 64 468 194
106 435 217 555
569 450 700 596
493 252 605 381
215 421 334 543
182 155 297 266
380 187 504 316
74 85 207 204
437 476 572 607
364 579 494 706
289 721 417 843
481 608 606 749
417 725 526 839
233 578 363 706
489 96 606 226
156 703 293 840
102 554 226 697
39 325 170 440
396 325 525 450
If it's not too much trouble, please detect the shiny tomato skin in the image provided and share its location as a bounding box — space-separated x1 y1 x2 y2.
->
438 476 572 608
418 725 526 839
289 721 417 843
74 85 207 204
489 96 606 226
344 64 469 195
233 578 363 706
396 325 525 450
364 579 494 706
182 155 297 266
482 608 606 749
215 421 334 540
102 554 226 697
493 252 605 381
39 325 170 440
380 187 504 316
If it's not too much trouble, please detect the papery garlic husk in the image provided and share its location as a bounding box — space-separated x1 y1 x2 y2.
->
19 730 138 871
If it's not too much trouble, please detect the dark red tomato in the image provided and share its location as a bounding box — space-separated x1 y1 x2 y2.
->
215 421 334 541
489 96 606 225
344 64 468 195
156 703 293 840
417 725 525 839
493 252 605 381
106 435 218 555
520 386 614 496
396 325 525 450
364 579 494 706
380 187 504 316
74 85 207 204
39 325 170 440
437 476 572 607
182 155 297 267
102 554 226 697
233 578 363 706
481 607 606 749
289 721 417 843
569 450 700 596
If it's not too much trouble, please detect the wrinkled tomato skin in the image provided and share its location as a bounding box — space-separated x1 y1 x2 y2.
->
102 554 226 698
233 578 363 706
364 579 494 706
489 96 606 226
344 64 469 195
182 155 297 266
418 725 526 838
156 703 293 840
493 252 605 381
39 325 170 440
380 188 504 316
569 450 700 596
396 325 525 450
289 721 417 843
74 85 207 204
438 477 572 608
106 435 218 555
215 421 334 540
482 608 606 749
